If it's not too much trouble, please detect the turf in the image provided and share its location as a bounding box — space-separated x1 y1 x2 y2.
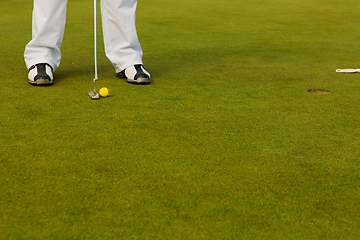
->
1 0 360 239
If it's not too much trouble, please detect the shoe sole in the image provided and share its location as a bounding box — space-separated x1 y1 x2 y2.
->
29 78 53 86
126 77 150 85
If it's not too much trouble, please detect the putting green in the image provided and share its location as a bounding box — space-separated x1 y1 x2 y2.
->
1 0 359 239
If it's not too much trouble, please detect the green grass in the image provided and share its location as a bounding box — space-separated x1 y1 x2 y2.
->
1 0 360 239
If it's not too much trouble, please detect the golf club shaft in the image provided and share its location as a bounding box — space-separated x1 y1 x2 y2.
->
336 69 360 73
94 0 98 81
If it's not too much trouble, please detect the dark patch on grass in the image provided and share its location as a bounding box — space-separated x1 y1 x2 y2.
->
307 89 330 94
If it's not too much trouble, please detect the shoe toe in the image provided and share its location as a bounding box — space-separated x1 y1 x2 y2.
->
28 63 54 86
124 65 150 84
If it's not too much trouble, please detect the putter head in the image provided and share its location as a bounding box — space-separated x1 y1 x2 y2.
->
88 90 100 99
88 77 99 99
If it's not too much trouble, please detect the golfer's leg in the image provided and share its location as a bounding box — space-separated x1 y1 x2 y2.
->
100 0 143 73
24 0 68 71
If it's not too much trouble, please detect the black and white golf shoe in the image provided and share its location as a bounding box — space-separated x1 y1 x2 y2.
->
116 64 150 85
28 63 54 86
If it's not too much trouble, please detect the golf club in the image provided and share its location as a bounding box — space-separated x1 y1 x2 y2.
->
88 0 100 99
336 69 360 73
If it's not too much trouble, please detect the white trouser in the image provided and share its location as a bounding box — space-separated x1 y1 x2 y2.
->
24 0 143 73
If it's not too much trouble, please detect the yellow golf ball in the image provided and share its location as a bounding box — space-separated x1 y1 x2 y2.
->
99 87 110 97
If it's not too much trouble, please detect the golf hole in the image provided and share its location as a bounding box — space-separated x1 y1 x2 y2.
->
307 89 330 94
